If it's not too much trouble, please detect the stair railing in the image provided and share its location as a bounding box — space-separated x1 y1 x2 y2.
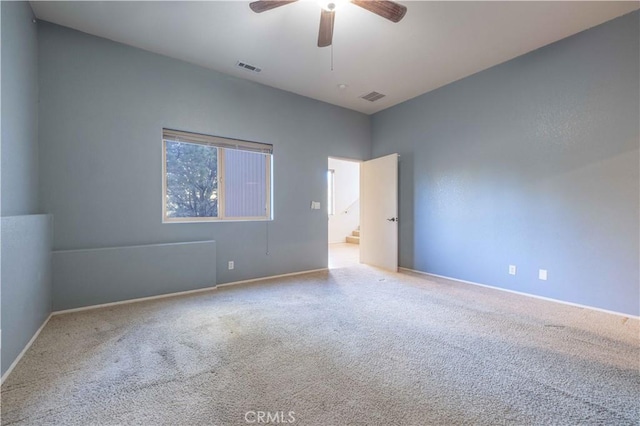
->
343 197 359 214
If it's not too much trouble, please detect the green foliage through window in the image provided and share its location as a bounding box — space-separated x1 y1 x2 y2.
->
165 141 218 218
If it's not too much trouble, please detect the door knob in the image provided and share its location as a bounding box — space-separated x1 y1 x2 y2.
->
387 217 398 222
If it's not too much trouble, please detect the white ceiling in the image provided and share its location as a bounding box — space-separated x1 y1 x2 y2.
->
30 1 639 115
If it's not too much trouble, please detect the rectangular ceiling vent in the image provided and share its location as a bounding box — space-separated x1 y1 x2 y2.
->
360 91 386 102
236 61 262 73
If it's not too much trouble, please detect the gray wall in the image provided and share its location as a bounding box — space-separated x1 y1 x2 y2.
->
1 215 52 376
1 1 39 216
371 12 639 316
1 2 52 378
53 241 216 311
37 22 370 299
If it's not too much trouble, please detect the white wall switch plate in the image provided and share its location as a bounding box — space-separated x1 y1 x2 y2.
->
228 261 234 270
509 265 517 275
311 201 321 210
539 269 547 280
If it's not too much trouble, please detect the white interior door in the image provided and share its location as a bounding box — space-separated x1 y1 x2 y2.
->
360 153 398 271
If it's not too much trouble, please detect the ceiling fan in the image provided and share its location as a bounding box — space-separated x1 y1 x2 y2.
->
249 1 407 47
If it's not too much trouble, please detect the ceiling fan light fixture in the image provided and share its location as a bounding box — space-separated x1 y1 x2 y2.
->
318 0 347 12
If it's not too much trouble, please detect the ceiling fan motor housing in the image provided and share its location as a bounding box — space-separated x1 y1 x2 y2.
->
324 2 337 11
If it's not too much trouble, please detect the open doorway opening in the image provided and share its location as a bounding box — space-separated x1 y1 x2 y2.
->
328 157 360 268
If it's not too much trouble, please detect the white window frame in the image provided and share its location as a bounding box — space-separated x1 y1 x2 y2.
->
162 129 273 223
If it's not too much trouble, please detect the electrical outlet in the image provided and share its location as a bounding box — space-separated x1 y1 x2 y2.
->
509 265 517 275
228 261 234 270
539 269 547 280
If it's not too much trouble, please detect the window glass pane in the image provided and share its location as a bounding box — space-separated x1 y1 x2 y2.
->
165 141 218 218
224 149 267 218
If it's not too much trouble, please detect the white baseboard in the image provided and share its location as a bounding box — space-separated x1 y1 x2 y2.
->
52 284 219 316
399 267 639 320
1 313 52 385
216 268 328 289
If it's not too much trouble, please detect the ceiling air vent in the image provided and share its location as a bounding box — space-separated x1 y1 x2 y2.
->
360 91 386 102
236 61 262 73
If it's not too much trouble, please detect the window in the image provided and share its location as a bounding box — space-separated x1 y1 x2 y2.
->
327 169 335 215
162 129 272 222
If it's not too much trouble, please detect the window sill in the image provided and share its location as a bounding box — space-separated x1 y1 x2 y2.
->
162 217 272 224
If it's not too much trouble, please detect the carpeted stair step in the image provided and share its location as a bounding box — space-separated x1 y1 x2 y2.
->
346 235 360 244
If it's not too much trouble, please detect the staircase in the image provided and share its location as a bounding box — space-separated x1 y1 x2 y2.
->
346 228 360 245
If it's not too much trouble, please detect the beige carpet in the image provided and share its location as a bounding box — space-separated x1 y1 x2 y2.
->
2 264 638 425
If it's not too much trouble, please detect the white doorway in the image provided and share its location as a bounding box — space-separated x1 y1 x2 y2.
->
328 157 360 268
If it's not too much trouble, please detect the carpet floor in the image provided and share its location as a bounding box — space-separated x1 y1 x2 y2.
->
1 264 638 425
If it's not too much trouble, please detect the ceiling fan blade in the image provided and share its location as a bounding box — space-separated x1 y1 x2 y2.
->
350 0 407 23
318 9 335 47
249 1 298 14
